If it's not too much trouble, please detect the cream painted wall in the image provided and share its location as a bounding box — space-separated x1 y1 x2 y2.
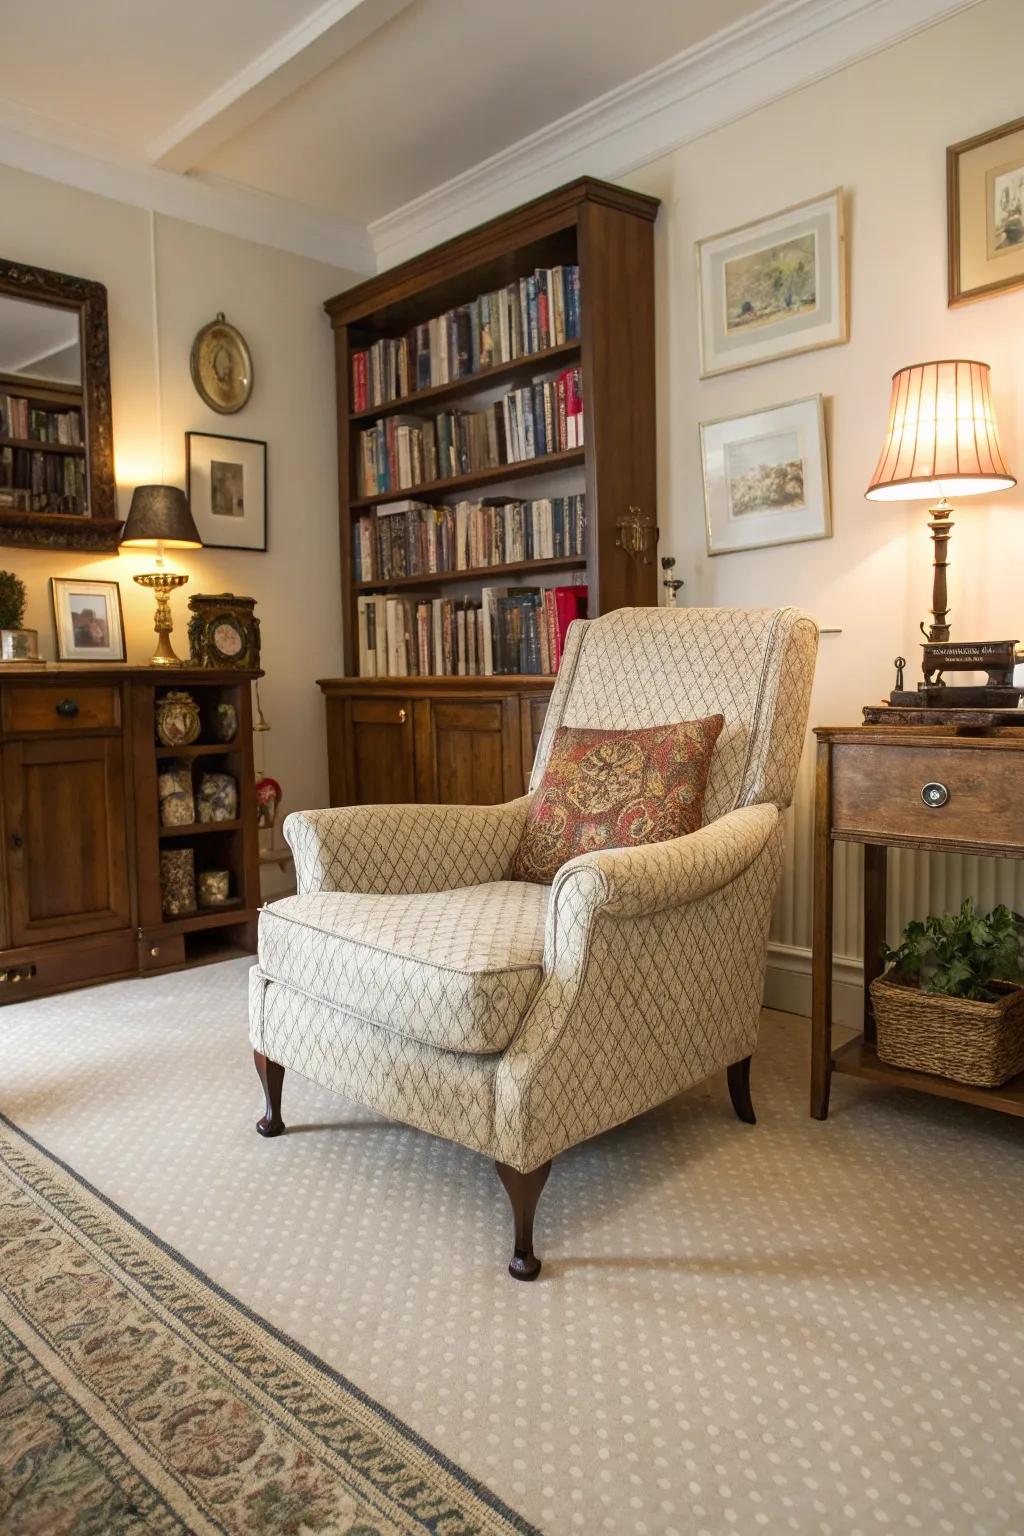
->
0 162 360 893
622 0 1024 975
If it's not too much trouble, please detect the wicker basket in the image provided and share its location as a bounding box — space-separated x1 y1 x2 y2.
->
870 972 1024 1088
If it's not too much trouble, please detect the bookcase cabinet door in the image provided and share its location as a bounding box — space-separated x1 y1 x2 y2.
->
332 695 417 804
414 696 521 805
2 735 131 947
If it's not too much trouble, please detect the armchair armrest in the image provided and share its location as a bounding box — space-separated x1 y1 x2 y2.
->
283 797 531 895
549 803 780 923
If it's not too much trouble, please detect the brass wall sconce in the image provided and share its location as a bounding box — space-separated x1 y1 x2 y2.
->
615 506 659 565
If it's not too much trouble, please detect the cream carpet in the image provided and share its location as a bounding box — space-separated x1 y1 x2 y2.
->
2 958 1022 1536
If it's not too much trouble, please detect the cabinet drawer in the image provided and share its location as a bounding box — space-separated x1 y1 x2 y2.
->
351 697 410 727
4 684 120 734
0 929 137 1004
832 743 1024 851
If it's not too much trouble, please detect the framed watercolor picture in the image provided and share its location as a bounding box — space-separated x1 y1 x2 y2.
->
696 190 847 377
185 431 267 551
50 577 126 661
948 115 1024 305
700 395 831 556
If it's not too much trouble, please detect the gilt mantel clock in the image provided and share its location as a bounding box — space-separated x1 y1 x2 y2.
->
187 592 261 670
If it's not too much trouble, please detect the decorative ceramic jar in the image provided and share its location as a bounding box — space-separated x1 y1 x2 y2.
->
198 869 231 907
156 690 201 747
158 765 195 827
197 771 238 823
160 848 196 916
212 701 238 742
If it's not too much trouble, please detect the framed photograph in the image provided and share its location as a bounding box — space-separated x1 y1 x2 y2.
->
50 577 126 661
948 115 1024 305
186 432 267 551
696 190 847 377
700 394 831 556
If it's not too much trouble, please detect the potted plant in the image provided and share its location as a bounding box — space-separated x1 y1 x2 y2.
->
871 898 1024 1087
0 570 41 664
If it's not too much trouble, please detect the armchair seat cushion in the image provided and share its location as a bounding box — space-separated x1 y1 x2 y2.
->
258 881 550 1055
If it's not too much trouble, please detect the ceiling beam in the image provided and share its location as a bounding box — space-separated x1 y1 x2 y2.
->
149 0 414 173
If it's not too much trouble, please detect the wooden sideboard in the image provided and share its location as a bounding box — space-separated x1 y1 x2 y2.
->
318 675 552 806
812 724 1024 1120
0 664 260 1002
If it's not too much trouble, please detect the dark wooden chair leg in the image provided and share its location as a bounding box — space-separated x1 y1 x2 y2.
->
495 1159 552 1281
254 1050 286 1137
727 1056 756 1124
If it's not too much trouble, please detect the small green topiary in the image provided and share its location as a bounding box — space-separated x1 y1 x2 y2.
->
884 897 1024 1002
0 571 26 631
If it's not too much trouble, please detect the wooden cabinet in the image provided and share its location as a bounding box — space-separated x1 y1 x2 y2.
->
0 664 261 1003
2 734 130 947
321 677 551 808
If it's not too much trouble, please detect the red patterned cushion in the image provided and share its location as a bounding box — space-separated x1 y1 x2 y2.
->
513 716 724 884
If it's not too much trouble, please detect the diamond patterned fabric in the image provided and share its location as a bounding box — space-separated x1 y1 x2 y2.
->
250 606 818 1173
258 882 549 1055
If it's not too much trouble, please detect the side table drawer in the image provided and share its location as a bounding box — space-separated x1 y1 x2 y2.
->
832 743 1024 850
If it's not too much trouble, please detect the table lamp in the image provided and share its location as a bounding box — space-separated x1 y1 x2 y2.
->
120 486 202 667
865 360 1020 713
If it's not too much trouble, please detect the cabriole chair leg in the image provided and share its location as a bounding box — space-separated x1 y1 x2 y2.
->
254 1049 286 1137
495 1159 552 1280
727 1055 756 1124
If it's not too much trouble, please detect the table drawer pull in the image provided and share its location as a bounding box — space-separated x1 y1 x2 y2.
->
921 781 949 809
56 697 80 718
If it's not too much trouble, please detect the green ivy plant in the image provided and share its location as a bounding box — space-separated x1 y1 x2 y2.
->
0 571 26 632
884 897 1024 1002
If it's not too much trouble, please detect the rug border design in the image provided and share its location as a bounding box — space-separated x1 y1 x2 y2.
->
0 1109 541 1536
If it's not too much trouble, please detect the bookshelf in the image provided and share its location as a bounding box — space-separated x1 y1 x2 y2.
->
319 177 659 807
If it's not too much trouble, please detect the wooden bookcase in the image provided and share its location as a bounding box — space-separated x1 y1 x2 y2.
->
324 176 660 674
319 177 660 806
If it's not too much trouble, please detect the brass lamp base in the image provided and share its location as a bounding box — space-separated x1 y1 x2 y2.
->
134 571 189 666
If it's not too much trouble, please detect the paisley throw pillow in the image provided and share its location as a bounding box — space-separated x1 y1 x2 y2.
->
513 716 724 884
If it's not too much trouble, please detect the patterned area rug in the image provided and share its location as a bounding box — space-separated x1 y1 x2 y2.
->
0 1114 535 1536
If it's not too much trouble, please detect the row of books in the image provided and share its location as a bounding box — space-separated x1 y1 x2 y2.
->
356 584 587 678
0 393 82 446
358 366 584 497
0 446 87 515
350 264 581 409
353 494 586 582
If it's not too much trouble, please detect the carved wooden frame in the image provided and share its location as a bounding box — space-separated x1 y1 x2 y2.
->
0 256 121 551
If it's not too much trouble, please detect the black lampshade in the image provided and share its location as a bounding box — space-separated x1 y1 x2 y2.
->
121 485 202 549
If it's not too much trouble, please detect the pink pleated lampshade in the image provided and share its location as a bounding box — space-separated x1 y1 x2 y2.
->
865 359 1015 501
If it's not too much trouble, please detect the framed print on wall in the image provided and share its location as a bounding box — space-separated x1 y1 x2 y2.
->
696 190 847 377
700 394 831 556
948 114 1024 305
50 577 126 661
185 432 267 551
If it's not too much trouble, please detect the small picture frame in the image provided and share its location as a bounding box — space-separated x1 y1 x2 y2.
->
948 114 1024 306
50 577 126 661
186 431 267 551
700 394 831 556
696 190 847 377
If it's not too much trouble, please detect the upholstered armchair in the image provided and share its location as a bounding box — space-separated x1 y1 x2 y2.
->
249 607 817 1277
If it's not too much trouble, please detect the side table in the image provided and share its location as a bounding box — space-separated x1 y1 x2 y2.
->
811 724 1024 1120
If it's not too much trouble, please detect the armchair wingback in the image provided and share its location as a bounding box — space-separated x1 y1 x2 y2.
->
250 606 818 1278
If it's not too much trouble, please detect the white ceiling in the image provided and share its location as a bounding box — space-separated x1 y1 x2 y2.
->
0 0 979 272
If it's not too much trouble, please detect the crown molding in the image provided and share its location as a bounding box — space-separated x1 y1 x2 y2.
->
149 0 413 173
369 0 980 268
0 116 375 273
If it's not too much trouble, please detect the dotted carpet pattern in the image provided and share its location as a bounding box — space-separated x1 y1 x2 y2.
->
3 959 1022 1535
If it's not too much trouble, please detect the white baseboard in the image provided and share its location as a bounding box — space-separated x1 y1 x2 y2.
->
764 941 863 1026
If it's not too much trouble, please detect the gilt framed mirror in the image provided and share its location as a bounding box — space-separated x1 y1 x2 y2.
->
0 257 120 551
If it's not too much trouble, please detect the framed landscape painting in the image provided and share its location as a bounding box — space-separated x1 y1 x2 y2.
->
696 190 847 377
948 115 1024 305
185 431 267 551
700 395 830 556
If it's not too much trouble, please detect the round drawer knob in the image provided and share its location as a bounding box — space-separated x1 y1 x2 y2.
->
921 781 949 808
56 698 80 718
